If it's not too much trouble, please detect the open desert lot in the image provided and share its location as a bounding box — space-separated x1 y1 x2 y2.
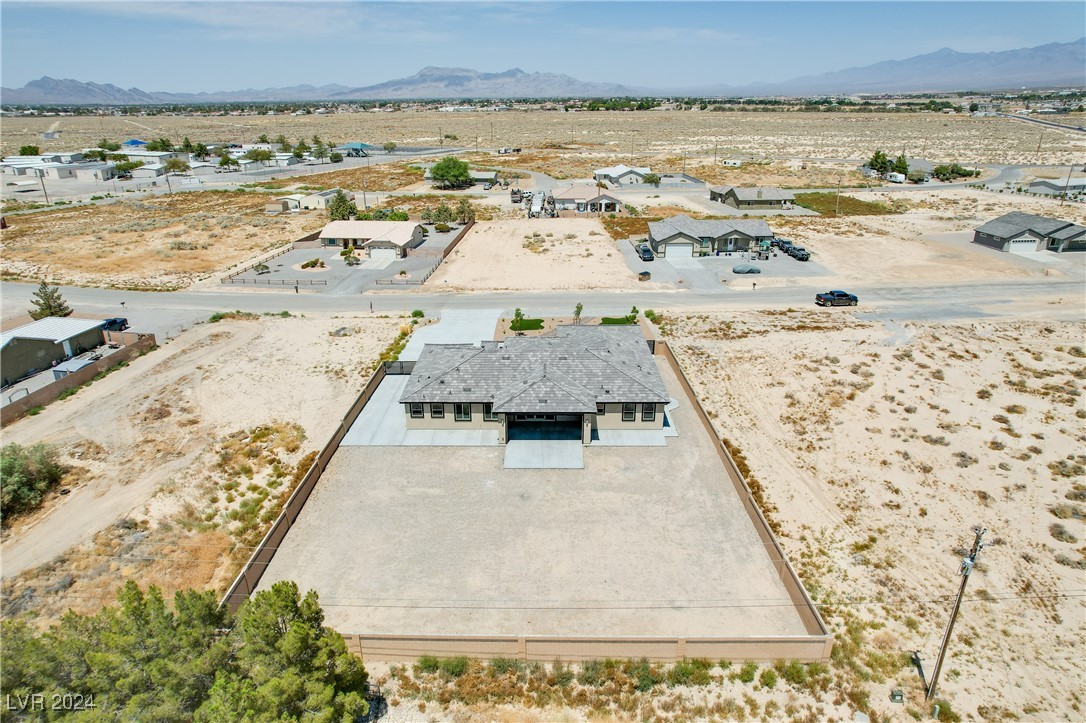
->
258 355 809 639
426 218 654 292
4 111 1083 165
0 314 401 623
0 190 324 289
665 310 1086 720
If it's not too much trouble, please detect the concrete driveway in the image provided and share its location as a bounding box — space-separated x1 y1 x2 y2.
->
400 308 504 361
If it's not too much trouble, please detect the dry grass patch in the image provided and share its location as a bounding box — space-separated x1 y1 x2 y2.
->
1 190 322 289
249 161 424 192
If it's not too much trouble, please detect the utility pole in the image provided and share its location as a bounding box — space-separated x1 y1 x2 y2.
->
925 526 987 702
835 174 842 216
1035 130 1044 155
1059 163 1075 207
38 175 50 204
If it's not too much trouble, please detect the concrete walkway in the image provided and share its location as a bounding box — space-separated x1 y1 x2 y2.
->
400 308 505 361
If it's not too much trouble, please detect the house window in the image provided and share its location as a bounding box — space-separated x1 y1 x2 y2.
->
642 404 656 422
430 403 444 418
454 403 471 422
622 403 636 422
409 403 424 418
596 403 606 415
483 403 498 422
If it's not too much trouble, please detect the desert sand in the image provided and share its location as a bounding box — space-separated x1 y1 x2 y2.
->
425 218 656 292
1 314 401 621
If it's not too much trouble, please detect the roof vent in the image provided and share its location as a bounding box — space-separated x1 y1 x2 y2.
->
463 387 472 392
539 399 547 403
502 355 510 360
558 355 567 360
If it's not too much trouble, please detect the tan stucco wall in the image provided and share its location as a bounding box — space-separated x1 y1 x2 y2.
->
404 403 502 430
593 403 664 430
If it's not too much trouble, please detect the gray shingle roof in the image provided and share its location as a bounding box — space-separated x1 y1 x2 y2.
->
400 326 668 411
647 214 773 243
974 211 1081 240
710 185 795 202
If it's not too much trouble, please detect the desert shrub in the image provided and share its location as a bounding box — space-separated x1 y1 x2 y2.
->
439 656 469 678
434 223 451 233
1050 523 1077 543
577 659 603 686
775 660 809 686
1004 404 1026 414
736 661 758 683
415 655 440 674
488 657 524 677
552 660 575 687
1049 503 1084 520
1 443 66 518
627 658 662 691
922 435 950 446
410 309 425 318
976 388 992 400
667 658 712 687
953 451 979 468
1049 460 1086 478
758 667 777 689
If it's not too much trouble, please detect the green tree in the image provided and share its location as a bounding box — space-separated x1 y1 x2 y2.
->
512 308 525 334
181 136 195 152
243 149 273 163
328 190 358 221
1 443 66 517
114 160 145 175
969 102 980 113
574 302 583 324
18 145 40 156
329 151 344 163
312 141 327 163
192 143 210 159
892 154 909 175
455 198 475 224
311 135 321 145
429 156 470 188
218 155 240 171
145 137 174 152
641 173 661 186
443 134 459 144
83 149 107 162
431 202 455 224
257 133 270 144
98 138 122 151
162 157 190 194
383 141 397 154
293 139 311 156
867 149 890 174
28 280 72 320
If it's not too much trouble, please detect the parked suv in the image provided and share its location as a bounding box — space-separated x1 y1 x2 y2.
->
777 239 794 254
636 244 655 261
101 317 129 332
791 248 810 261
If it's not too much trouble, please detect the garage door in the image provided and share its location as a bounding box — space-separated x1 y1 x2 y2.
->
369 247 398 260
668 243 695 258
1009 237 1036 249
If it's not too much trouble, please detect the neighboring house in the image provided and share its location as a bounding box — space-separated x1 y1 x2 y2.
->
277 194 307 210
318 220 425 259
722 159 743 168
550 185 624 215
657 172 703 186
116 150 185 165
188 162 219 176
131 164 166 178
265 200 289 214
647 214 774 258
1 317 106 387
41 164 77 179
1028 176 1086 196
74 163 117 181
399 325 669 445
973 212 1086 253
709 185 795 209
301 189 350 210
593 164 650 185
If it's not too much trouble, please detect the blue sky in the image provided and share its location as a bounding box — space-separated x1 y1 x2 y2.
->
2 1 1083 91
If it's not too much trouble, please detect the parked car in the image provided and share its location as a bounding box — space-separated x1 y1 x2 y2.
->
771 237 792 249
777 239 794 253
787 246 808 258
636 244 655 261
792 249 810 261
101 317 129 332
483 182 493 190
815 290 858 307
731 263 761 274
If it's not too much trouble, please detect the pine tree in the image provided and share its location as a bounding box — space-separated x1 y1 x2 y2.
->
28 280 72 320
892 153 909 175
327 190 358 221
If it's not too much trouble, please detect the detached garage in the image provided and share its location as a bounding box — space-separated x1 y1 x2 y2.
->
1 317 106 387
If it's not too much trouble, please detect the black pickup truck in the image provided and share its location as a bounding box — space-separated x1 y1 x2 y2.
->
815 290 858 307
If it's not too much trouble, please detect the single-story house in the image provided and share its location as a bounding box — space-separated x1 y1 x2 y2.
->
131 164 166 178
657 172 703 186
399 325 669 445
41 164 77 179
972 212 1086 253
722 159 743 168
301 189 350 210
188 162 219 176
74 163 118 181
117 150 185 165
270 154 300 168
265 200 289 214
1028 176 1086 196
709 185 795 209
1 317 106 387
277 194 307 210
318 220 424 259
593 164 650 185
647 214 774 258
550 185 624 215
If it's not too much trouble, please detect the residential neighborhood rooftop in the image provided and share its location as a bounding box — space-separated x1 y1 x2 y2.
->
400 325 669 413
974 211 1086 239
318 220 421 247
648 214 774 240
710 185 796 201
0 317 105 349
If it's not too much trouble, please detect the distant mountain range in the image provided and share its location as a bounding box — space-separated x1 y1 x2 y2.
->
2 39 1083 104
